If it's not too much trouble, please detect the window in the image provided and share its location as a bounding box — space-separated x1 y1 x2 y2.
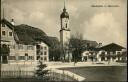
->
44 51 47 55
117 52 121 54
87 43 90 48
101 52 105 54
44 57 47 61
2 44 7 47
41 46 43 49
66 24 67 28
2 31 6 36
10 45 15 49
18 44 23 49
8 56 16 60
9 32 12 36
37 56 40 60
86 53 89 55
36 45 40 49
40 52 43 55
28 56 34 60
44 46 47 50
18 56 25 60
25 53 28 60
110 52 113 55
41 57 43 60
27 45 34 50
25 53 28 56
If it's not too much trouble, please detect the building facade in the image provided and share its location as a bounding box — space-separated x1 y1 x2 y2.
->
36 42 49 62
81 43 127 62
1 18 49 64
97 43 127 62
1 19 36 64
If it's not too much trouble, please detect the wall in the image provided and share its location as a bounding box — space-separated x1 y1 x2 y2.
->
1 24 37 65
37 42 49 62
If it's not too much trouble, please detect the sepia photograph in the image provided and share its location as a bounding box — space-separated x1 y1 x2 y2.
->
0 0 127 82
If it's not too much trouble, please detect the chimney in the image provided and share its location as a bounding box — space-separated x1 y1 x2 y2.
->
11 19 15 25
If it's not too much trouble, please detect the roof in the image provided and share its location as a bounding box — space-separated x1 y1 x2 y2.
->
60 8 69 18
99 43 126 51
1 19 59 46
82 40 98 48
35 36 60 47
81 40 99 51
47 36 60 48
1 18 14 30
14 24 47 44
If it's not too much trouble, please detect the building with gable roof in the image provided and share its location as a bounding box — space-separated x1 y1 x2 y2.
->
0 18 50 64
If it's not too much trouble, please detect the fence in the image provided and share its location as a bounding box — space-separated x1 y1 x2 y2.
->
1 71 34 78
48 69 78 81
0 69 78 81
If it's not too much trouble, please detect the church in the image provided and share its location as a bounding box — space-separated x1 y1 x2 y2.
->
58 1 127 63
59 2 72 62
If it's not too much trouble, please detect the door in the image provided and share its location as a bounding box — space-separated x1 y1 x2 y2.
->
2 56 8 64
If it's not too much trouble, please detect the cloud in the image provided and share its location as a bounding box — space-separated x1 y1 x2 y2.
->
1 3 25 24
1 0 126 47
28 11 45 24
83 12 126 47
68 5 79 19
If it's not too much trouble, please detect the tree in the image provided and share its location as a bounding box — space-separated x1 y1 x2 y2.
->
122 51 127 62
89 51 95 63
48 37 61 61
68 33 85 63
106 53 111 64
1 44 10 55
0 44 10 77
49 46 61 61
116 52 122 61
99 51 106 61
35 60 49 80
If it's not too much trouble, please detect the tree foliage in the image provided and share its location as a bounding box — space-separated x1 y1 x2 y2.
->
35 60 49 80
49 46 61 61
1 44 10 55
68 33 85 62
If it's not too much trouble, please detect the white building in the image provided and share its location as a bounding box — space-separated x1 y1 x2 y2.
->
81 43 127 63
36 42 49 62
1 19 36 64
1 18 49 64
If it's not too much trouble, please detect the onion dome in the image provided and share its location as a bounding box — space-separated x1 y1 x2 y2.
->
60 7 69 18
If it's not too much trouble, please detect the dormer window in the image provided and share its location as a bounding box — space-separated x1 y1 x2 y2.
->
9 32 12 36
2 31 6 36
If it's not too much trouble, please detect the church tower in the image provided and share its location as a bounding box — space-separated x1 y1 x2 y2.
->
60 0 71 61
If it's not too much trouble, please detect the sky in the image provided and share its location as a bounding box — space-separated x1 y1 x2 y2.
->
1 0 127 47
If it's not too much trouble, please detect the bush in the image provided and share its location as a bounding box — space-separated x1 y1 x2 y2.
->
35 60 49 80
